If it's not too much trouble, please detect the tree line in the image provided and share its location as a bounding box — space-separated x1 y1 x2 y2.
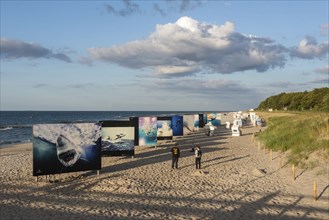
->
256 87 329 112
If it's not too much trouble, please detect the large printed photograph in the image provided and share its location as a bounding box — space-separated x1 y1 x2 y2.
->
156 117 173 140
193 114 200 131
183 115 195 135
207 113 222 126
198 114 206 128
138 117 157 146
172 115 183 136
33 123 101 176
101 122 135 156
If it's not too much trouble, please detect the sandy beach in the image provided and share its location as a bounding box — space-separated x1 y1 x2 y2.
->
0 123 328 220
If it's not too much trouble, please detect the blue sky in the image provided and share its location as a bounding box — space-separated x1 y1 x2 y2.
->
1 0 328 111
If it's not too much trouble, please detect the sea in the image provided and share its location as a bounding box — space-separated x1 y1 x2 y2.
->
0 111 211 147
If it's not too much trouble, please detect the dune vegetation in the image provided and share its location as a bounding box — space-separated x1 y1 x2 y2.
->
257 87 329 112
255 111 329 170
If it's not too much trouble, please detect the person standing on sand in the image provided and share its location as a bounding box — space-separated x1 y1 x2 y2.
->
171 143 180 169
195 145 202 169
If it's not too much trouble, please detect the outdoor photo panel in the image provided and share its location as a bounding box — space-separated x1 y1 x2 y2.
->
198 114 205 128
33 123 102 176
207 113 221 126
172 115 183 136
101 120 135 156
183 115 195 135
156 116 173 140
129 117 140 146
138 117 157 146
194 114 200 131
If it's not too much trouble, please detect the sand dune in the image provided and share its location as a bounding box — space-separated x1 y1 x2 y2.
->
0 124 328 219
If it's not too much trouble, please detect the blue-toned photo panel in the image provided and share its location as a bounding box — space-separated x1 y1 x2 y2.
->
172 115 183 136
207 113 221 126
138 117 157 146
101 120 135 156
33 123 102 176
193 114 200 130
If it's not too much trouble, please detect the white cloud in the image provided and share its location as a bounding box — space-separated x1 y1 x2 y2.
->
154 64 199 77
290 36 329 59
87 16 288 77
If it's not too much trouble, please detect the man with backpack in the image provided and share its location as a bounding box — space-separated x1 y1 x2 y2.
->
195 145 202 169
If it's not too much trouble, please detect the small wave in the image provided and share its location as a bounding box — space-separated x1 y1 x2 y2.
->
0 124 32 129
0 139 32 147
0 127 13 131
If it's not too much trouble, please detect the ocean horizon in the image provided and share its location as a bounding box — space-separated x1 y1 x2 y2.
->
0 110 232 146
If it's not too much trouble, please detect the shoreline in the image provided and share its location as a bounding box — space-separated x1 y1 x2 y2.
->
0 142 32 152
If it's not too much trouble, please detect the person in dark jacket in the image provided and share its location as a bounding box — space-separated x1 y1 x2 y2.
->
195 145 202 169
171 143 180 169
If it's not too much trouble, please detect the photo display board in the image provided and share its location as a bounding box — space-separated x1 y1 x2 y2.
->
138 117 157 146
101 120 135 156
183 115 195 135
207 113 222 126
157 116 173 140
172 115 183 136
198 114 206 128
194 114 200 131
33 123 101 176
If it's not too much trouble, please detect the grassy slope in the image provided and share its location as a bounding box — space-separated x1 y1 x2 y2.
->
255 111 329 169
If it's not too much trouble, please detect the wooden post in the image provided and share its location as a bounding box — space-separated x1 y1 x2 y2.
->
314 178 317 202
270 149 273 161
292 165 295 181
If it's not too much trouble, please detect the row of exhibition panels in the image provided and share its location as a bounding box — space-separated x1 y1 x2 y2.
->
33 113 222 176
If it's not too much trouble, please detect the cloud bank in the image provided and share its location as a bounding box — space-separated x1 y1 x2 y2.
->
0 39 71 62
149 78 257 97
88 16 292 77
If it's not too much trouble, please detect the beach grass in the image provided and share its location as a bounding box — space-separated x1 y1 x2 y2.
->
256 111 329 168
